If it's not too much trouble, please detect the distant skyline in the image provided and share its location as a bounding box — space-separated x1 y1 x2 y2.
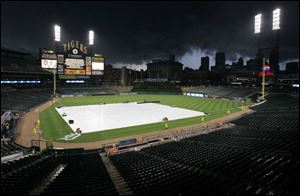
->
1 1 299 70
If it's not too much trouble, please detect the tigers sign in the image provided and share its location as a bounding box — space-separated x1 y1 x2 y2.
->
63 40 87 54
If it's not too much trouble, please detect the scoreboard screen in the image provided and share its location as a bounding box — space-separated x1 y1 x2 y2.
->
65 58 85 69
91 56 104 75
57 48 88 77
41 40 104 79
41 59 57 69
41 50 57 69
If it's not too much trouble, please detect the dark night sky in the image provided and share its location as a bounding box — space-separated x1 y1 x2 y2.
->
1 1 299 70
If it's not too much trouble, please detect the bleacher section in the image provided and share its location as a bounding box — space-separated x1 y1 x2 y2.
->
1 112 28 158
1 86 119 112
41 151 117 195
1 46 44 73
185 86 257 99
57 87 118 96
1 140 24 157
1 150 118 195
1 154 42 175
1 88 52 112
109 94 299 195
1 154 59 194
132 82 182 94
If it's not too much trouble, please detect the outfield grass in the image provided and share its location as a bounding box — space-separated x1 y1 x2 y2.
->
39 94 247 143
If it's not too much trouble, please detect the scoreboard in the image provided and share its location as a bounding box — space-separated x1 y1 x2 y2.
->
57 48 89 76
41 51 57 69
91 56 104 75
41 40 104 79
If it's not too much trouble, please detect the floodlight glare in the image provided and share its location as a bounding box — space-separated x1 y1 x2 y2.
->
272 8 280 30
89 30 94 45
254 14 262 34
54 25 61 42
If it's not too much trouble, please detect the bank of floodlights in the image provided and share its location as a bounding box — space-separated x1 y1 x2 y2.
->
254 14 262 34
272 8 280 30
254 8 281 33
54 25 61 42
89 30 94 45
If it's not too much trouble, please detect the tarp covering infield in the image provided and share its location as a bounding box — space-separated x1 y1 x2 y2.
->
55 102 205 134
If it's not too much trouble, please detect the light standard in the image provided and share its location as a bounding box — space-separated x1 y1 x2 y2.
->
254 13 266 100
89 30 95 83
53 25 61 97
254 8 281 100
272 8 280 81
89 30 94 55
254 14 261 34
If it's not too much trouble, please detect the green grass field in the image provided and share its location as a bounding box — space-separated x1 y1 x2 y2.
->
39 94 248 143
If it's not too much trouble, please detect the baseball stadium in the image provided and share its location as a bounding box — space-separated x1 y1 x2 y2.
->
1 1 299 195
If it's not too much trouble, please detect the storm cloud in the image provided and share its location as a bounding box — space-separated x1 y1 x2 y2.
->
1 1 299 69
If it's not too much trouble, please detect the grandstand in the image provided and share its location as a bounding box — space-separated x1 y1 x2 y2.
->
108 94 299 195
1 86 120 112
1 111 29 158
1 140 24 157
57 87 118 96
1 88 52 112
132 82 182 94
1 149 118 195
183 86 257 100
1 45 44 73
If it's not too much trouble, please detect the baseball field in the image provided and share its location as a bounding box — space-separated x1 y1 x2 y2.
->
39 94 248 143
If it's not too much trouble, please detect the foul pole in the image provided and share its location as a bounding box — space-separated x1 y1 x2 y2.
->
53 68 56 97
261 57 266 100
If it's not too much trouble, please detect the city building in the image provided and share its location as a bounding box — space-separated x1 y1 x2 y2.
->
200 56 209 71
285 62 299 73
146 54 183 82
103 64 143 85
103 64 122 85
269 48 279 80
237 57 244 67
246 59 258 71
215 52 225 66
121 66 128 86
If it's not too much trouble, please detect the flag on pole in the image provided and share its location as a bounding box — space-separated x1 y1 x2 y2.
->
258 71 273 77
264 64 270 71
258 64 273 77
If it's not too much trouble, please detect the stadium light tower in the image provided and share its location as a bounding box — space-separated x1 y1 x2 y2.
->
273 8 280 82
54 25 61 42
89 30 94 45
53 25 61 98
89 30 94 56
254 13 266 100
254 13 262 57
254 14 262 34
272 8 280 31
